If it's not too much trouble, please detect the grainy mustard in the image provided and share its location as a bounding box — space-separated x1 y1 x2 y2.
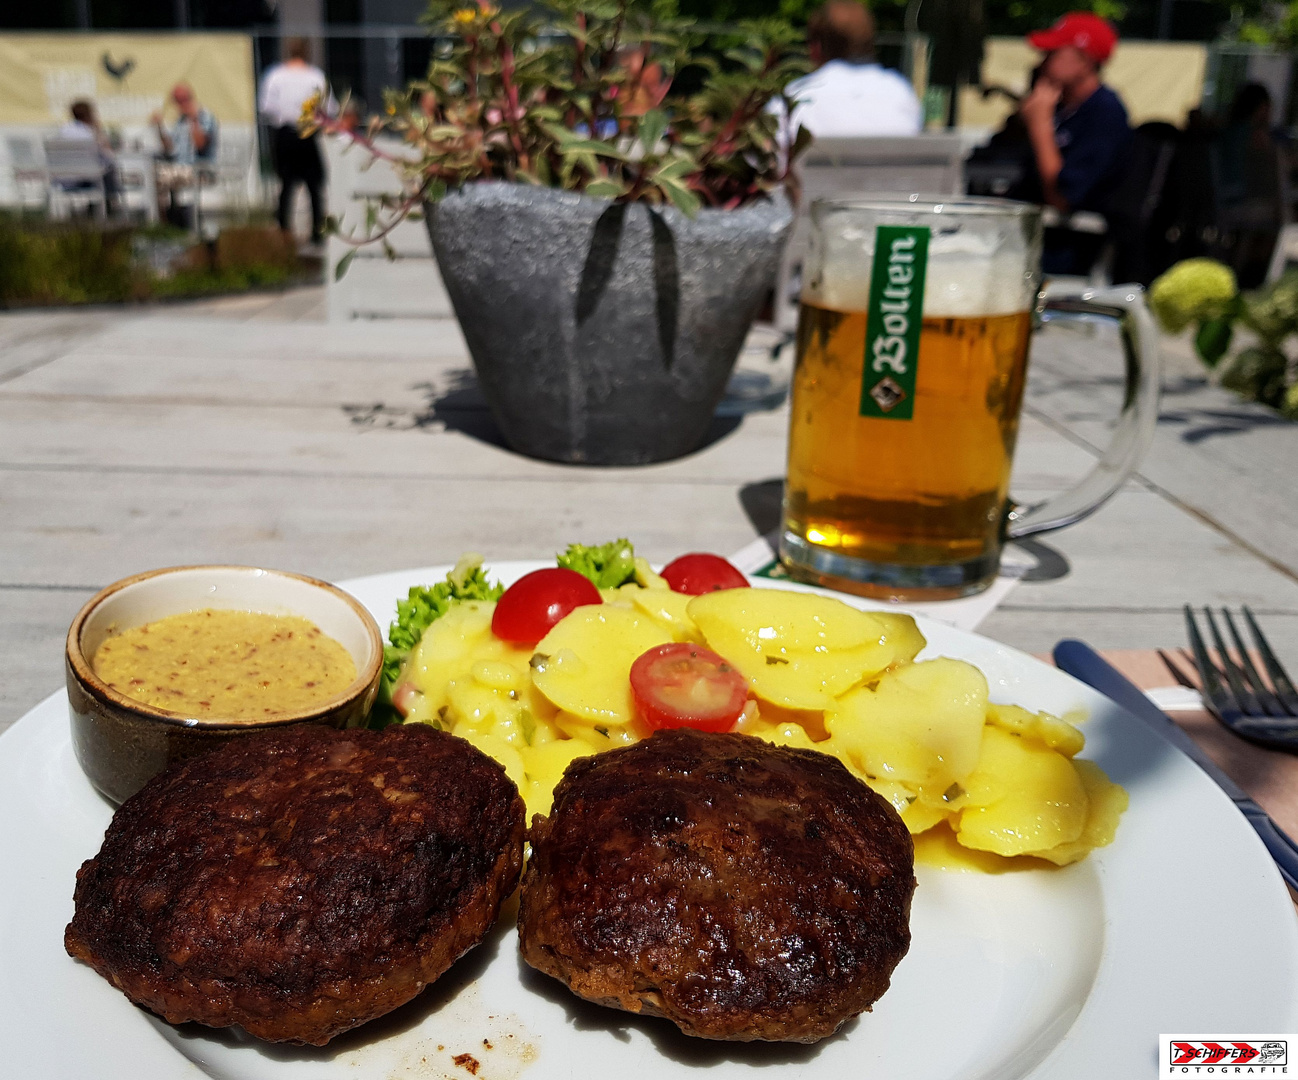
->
92 608 356 718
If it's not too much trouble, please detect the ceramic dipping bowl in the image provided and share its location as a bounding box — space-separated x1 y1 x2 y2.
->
66 565 384 805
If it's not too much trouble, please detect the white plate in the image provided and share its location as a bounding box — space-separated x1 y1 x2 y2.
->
3 562 1297 1080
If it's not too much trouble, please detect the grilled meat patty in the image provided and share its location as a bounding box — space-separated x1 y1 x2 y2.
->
65 723 525 1046
518 728 915 1043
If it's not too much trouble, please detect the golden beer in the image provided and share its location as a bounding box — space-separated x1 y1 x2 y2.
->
780 196 1161 598
783 301 1032 598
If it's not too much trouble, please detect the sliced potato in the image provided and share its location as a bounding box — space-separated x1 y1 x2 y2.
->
633 556 669 589
1031 758 1129 865
687 589 924 709
859 775 950 834
870 612 928 668
744 718 820 752
628 587 699 642
531 606 673 724
444 675 557 750
955 726 1088 857
454 729 527 792
825 657 988 790
987 702 1085 758
405 601 495 712
521 739 595 817
554 710 639 749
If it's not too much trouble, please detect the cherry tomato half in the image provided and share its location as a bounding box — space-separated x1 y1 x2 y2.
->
491 568 602 645
660 553 750 595
390 681 420 718
630 642 749 732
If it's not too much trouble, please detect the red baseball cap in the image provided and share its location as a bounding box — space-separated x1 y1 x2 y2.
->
1028 12 1118 64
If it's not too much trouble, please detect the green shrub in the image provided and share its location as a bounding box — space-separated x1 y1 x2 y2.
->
1149 257 1298 420
0 217 308 307
0 216 142 305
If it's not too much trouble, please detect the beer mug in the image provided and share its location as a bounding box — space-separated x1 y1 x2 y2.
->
780 196 1160 600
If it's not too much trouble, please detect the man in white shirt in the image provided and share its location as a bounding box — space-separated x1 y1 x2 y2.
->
259 37 331 244
785 1 922 138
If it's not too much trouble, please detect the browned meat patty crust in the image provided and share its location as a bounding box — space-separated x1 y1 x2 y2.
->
518 728 915 1043
65 723 524 1046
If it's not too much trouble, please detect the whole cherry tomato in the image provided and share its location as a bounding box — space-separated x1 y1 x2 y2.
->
630 642 749 732
492 568 602 645
660 553 750 595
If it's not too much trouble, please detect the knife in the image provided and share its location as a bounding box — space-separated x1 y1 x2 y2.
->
1053 638 1298 892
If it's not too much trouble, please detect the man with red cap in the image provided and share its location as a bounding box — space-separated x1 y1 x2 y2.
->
1019 12 1131 274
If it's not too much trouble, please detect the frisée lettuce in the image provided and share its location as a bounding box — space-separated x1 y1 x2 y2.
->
376 555 503 726
557 538 638 589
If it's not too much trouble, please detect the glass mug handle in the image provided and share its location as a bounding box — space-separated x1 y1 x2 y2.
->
1004 284 1162 540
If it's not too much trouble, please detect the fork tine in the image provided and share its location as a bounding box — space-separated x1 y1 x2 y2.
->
1243 606 1298 716
1222 609 1284 717
1184 605 1235 718
1156 648 1198 690
1204 608 1260 716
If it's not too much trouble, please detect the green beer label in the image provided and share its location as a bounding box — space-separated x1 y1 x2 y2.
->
859 224 930 421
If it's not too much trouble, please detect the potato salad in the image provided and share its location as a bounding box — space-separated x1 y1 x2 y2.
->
382 542 1126 869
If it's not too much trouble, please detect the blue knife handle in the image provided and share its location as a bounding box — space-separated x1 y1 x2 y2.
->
1240 803 1298 893
1053 638 1298 893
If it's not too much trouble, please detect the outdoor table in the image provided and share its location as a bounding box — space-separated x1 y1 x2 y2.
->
1 292 1297 1075
1 294 1295 731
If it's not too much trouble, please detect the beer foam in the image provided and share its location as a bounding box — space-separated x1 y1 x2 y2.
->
804 219 1038 317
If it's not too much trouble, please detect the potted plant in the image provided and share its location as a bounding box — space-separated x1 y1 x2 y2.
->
1148 257 1298 418
312 0 808 464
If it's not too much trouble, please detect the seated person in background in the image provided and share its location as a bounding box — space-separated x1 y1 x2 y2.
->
58 99 120 212
783 0 922 137
1215 82 1284 287
1017 12 1131 275
151 82 218 226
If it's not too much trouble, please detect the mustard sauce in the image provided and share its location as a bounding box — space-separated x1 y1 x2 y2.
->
92 608 356 718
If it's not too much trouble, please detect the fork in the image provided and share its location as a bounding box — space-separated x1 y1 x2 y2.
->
1184 605 1298 752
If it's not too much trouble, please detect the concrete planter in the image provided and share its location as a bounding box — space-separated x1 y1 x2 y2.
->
426 181 792 465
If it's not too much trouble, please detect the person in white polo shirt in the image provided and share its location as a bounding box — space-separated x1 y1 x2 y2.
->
259 37 332 245
785 0 922 138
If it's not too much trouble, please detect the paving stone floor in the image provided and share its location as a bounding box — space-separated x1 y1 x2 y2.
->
1 287 1295 731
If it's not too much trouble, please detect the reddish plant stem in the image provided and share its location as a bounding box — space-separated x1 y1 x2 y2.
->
495 27 528 175
333 177 436 248
567 13 586 129
463 33 481 111
696 45 778 170
589 0 627 153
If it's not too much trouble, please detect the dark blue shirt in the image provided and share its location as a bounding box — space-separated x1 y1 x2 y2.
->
1054 84 1131 212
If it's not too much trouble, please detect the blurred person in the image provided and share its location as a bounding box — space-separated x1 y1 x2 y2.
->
1019 12 1130 274
964 63 1044 198
1215 82 1284 287
153 82 217 165
782 0 922 138
58 99 120 213
260 37 332 245
151 83 218 227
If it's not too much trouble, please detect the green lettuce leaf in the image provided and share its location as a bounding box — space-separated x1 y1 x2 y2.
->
557 539 638 589
382 555 503 687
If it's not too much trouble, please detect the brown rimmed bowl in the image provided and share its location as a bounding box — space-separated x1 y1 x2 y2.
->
66 565 384 805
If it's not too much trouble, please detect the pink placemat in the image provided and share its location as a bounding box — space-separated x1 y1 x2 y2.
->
1062 649 1298 907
